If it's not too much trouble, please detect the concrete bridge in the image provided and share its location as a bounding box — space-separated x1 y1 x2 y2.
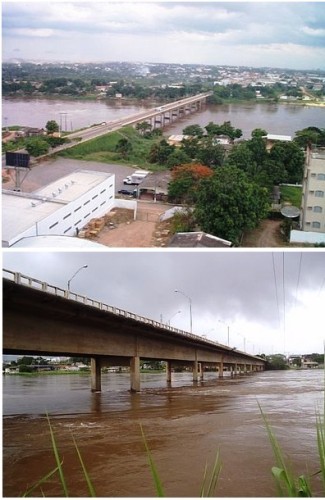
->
51 92 213 151
3 269 265 392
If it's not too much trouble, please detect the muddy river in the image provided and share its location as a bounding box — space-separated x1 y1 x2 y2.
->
3 369 324 497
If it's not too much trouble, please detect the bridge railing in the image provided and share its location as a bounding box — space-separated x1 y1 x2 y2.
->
3 269 262 362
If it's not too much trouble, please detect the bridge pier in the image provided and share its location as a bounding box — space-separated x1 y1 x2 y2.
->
130 356 140 392
193 360 199 382
166 361 172 384
219 359 224 378
91 357 101 392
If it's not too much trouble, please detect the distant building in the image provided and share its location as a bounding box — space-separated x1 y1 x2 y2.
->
167 134 190 146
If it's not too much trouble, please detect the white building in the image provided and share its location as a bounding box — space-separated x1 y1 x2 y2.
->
300 149 325 238
2 170 116 247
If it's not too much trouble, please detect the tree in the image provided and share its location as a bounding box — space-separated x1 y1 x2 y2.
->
25 137 50 157
136 121 152 136
166 149 191 169
115 138 132 159
251 128 267 138
45 120 59 134
148 139 175 164
168 163 214 204
195 166 269 244
182 124 204 138
269 141 305 184
196 138 225 169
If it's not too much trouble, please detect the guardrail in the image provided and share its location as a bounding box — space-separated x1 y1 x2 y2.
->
3 268 263 362
3 269 221 348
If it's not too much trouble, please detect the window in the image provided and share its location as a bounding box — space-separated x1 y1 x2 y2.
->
307 206 312 211
92 207 98 213
100 189 106 194
64 226 72 234
92 194 98 200
311 173 316 178
63 213 71 220
312 221 321 228
317 173 325 180
84 213 90 219
100 201 106 207
313 206 323 213
49 221 59 230
315 191 324 197
75 219 82 226
84 200 90 206
74 206 81 212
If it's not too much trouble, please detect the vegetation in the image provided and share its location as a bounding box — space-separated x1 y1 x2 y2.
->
280 185 302 208
195 166 270 244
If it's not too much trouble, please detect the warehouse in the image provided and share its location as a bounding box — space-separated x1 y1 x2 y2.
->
2 170 115 247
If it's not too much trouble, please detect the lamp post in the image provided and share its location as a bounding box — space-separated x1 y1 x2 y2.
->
168 310 181 326
67 265 88 293
175 290 192 333
218 320 230 346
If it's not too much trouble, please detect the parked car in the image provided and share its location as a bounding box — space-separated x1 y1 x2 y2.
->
118 189 134 196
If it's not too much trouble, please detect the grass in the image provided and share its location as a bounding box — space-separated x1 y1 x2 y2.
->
280 185 302 207
58 125 165 170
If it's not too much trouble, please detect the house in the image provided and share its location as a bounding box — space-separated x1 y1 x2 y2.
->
167 134 190 146
264 134 292 151
137 171 171 202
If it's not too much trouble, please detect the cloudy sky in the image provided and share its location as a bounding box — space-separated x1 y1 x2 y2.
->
2 1 325 70
3 249 325 356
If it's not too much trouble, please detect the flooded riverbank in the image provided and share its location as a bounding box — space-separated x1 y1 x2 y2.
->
3 369 324 497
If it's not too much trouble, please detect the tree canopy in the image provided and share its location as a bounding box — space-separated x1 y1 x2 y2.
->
195 166 269 244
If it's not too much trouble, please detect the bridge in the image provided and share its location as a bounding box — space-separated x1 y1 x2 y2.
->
3 269 265 392
33 92 213 158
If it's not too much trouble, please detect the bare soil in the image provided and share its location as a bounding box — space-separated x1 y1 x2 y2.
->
88 202 173 248
241 219 286 247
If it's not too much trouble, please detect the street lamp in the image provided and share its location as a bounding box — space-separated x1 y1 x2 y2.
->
67 265 88 293
168 310 181 326
218 320 230 346
175 289 192 333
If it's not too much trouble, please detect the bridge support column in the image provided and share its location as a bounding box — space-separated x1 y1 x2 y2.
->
166 361 172 384
130 356 140 392
91 357 101 392
219 359 224 378
200 363 204 380
193 360 199 382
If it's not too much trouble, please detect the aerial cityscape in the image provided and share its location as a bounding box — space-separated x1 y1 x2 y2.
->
2 1 325 498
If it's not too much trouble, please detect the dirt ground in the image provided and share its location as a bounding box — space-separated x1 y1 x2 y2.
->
241 219 286 247
87 202 173 248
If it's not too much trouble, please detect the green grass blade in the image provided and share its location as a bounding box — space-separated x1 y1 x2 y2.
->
140 424 165 497
258 402 297 496
199 450 222 497
72 435 97 497
46 413 69 496
22 464 62 497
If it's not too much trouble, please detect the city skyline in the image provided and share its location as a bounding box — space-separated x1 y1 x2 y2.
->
2 1 325 70
3 250 325 356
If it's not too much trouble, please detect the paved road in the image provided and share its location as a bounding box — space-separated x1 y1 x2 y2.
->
2 157 136 194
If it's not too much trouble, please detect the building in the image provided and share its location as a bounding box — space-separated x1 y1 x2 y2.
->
2 170 116 247
264 134 292 151
299 148 325 242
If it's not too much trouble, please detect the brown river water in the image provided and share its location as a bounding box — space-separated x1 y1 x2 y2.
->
2 98 325 139
3 369 324 497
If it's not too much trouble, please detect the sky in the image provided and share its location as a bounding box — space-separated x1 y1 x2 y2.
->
2 1 325 70
2 249 325 356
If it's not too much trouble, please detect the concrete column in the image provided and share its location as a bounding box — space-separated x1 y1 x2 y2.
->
234 363 238 377
91 357 101 392
193 360 199 382
200 363 204 381
166 361 172 384
130 356 140 392
219 358 224 378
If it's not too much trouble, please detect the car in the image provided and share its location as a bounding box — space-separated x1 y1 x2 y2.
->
118 189 134 196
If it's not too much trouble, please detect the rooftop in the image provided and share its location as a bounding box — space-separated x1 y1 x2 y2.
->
168 231 232 247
